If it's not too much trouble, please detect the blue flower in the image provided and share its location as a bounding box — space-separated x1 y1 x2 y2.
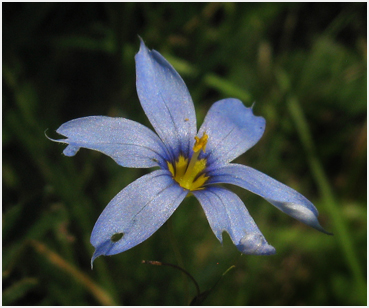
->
51 39 329 266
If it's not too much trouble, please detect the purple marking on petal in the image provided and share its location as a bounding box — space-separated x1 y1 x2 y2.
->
135 39 197 158
198 98 265 167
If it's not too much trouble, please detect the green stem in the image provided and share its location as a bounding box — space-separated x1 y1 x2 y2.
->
142 260 201 297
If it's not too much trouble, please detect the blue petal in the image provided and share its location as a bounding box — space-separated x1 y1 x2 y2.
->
50 116 170 168
135 39 197 158
198 99 265 168
90 169 187 267
208 164 331 234
193 187 276 255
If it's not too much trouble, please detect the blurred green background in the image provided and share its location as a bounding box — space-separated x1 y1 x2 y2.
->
3 3 367 305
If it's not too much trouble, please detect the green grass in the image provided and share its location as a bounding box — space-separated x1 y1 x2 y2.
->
3 3 366 305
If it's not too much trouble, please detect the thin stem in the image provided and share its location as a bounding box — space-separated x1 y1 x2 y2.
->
142 260 201 297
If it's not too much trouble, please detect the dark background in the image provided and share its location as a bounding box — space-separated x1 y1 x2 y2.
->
3 3 366 305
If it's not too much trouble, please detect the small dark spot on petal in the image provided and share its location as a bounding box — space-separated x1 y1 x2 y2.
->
151 158 159 163
111 232 124 242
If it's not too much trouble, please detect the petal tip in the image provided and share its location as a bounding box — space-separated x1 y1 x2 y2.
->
315 224 334 236
46 130 79 157
280 202 332 235
90 239 115 268
137 36 150 57
91 251 100 270
236 233 276 255
45 129 66 144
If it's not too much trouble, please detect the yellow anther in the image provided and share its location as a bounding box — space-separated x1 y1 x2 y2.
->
193 132 208 153
167 133 210 191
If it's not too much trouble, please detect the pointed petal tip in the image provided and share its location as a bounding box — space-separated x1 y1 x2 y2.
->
44 129 66 144
90 250 102 270
298 213 333 235
90 239 116 269
287 205 332 236
263 199 332 235
136 36 149 56
315 224 334 236
299 213 333 236
46 130 79 157
236 233 276 256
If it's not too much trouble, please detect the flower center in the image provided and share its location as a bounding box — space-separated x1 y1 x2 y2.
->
167 133 209 191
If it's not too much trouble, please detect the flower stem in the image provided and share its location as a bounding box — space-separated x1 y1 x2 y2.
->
142 260 201 297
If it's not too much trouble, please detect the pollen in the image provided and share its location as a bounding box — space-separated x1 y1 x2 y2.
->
167 133 209 191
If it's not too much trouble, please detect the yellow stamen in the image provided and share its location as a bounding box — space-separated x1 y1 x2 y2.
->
193 133 208 153
167 133 209 191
